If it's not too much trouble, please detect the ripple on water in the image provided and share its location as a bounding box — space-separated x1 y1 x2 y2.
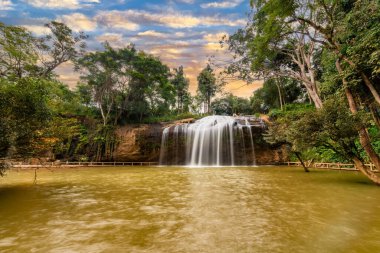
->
1 167 380 253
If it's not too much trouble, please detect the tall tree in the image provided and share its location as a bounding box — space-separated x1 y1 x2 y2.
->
37 21 88 77
225 11 323 108
127 51 174 121
197 64 219 113
0 21 87 80
247 0 380 180
77 43 136 126
172 66 190 113
0 22 37 79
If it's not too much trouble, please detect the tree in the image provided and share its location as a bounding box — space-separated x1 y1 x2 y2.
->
266 98 380 184
0 21 87 80
211 93 251 115
37 21 88 77
0 22 38 79
292 0 380 106
197 64 221 113
224 9 324 108
172 66 190 113
0 78 52 158
77 43 136 126
77 43 175 124
242 0 380 176
250 78 306 114
126 51 174 121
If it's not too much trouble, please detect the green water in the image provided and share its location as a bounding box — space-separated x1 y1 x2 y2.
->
0 166 379 253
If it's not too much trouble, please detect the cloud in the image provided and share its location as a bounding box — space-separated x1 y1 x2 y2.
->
0 0 14 10
24 0 100 9
22 25 50 35
137 30 168 38
95 33 141 48
203 32 228 42
201 0 243 9
204 42 224 51
95 9 245 29
57 13 97 32
96 33 123 43
95 11 140 31
175 0 195 3
174 32 185 37
203 32 228 52
95 33 131 48
55 61 80 88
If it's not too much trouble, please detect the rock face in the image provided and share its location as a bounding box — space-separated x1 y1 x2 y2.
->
113 122 289 165
113 124 164 162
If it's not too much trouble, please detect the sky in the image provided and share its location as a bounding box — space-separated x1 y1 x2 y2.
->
0 0 263 98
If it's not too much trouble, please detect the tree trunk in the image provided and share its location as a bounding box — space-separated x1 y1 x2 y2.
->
275 79 284 110
352 157 380 186
360 72 380 106
338 52 380 106
208 98 211 114
294 152 310 172
369 104 380 129
336 60 380 172
309 88 323 109
295 16 380 106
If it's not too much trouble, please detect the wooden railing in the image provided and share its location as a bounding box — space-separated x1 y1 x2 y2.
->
12 161 159 168
280 161 378 172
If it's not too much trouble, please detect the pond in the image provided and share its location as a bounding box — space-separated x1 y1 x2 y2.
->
0 166 379 253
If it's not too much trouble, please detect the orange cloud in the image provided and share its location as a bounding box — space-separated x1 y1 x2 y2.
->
58 13 97 32
94 10 245 29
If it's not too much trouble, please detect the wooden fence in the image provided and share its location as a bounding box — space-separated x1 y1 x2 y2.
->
12 161 159 169
280 161 378 172
9 161 378 172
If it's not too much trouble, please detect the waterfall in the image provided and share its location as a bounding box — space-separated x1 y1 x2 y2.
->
160 115 263 166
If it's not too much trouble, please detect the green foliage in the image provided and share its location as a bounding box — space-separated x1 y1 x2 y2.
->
141 113 201 124
251 78 307 114
127 51 175 121
337 0 380 77
77 43 176 124
266 98 370 162
0 22 38 79
39 21 88 77
0 78 51 157
0 21 87 80
269 103 314 119
197 64 221 113
172 66 191 113
211 93 251 115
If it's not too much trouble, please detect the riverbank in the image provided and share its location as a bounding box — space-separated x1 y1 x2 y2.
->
279 162 378 172
5 161 379 173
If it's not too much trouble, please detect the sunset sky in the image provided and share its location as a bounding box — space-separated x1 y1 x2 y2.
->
0 0 262 98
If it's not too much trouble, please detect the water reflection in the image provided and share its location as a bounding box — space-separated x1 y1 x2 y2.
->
0 167 379 252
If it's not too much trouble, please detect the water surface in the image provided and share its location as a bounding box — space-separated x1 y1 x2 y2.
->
0 166 379 252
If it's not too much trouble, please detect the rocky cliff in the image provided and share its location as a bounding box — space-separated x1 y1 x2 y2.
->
113 122 289 164
113 124 164 162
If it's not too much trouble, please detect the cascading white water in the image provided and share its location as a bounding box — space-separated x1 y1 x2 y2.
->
159 115 264 166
